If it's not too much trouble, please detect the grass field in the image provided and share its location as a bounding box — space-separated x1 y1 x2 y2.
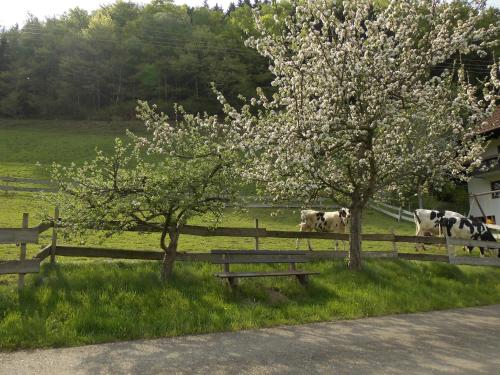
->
0 119 143 178
1 119 500 350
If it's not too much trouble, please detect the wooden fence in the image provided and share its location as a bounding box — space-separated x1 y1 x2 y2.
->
2 214 500 290
0 213 46 289
34 222 500 266
369 201 414 223
0 176 57 193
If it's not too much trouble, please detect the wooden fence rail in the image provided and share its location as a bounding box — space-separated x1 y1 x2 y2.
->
107 223 448 243
46 246 447 263
0 228 39 244
0 176 57 193
446 237 500 267
369 201 414 223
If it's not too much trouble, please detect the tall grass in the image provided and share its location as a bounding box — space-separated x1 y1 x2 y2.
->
0 259 499 350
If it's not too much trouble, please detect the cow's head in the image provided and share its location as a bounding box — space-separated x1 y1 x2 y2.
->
480 229 496 243
339 208 351 226
477 228 499 257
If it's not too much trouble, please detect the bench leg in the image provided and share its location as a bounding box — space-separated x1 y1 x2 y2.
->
227 277 238 289
296 274 308 286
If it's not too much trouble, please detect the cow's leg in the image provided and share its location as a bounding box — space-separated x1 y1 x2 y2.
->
334 240 339 251
437 225 442 252
296 224 305 250
298 225 313 251
479 247 485 258
415 228 426 251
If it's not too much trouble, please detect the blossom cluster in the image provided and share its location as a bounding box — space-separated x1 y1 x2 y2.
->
217 0 499 207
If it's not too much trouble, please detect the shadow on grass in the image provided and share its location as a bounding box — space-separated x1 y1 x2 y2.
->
1 258 500 351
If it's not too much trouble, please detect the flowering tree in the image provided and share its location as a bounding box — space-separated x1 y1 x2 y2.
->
48 102 238 281
218 0 499 269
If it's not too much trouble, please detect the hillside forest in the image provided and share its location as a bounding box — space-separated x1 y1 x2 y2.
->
0 0 498 120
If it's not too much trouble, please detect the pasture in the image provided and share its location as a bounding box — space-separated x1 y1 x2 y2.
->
1 119 500 350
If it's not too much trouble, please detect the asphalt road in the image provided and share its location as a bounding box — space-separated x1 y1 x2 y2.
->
1 304 499 375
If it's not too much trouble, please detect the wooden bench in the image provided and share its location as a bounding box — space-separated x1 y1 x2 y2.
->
211 250 319 288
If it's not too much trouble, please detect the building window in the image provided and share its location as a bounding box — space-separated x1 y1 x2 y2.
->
487 215 496 225
492 180 500 199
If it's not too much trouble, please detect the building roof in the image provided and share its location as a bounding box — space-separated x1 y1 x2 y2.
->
479 107 500 135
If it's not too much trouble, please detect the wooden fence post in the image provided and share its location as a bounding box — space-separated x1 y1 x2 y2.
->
18 213 29 290
391 228 398 258
255 218 260 251
397 207 402 222
446 237 455 264
50 206 59 264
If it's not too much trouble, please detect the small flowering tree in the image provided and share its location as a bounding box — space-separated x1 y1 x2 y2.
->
48 101 238 281
218 0 499 269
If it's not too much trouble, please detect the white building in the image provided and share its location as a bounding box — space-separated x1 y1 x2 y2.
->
468 107 500 224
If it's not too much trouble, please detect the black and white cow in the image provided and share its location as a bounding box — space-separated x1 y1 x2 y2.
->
440 216 499 257
413 209 464 250
296 208 350 251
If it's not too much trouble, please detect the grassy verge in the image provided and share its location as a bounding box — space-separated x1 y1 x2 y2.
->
1 259 499 350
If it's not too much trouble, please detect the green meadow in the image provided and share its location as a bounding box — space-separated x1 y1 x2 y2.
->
1 119 500 350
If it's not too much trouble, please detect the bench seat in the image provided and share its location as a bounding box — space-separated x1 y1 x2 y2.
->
211 249 319 288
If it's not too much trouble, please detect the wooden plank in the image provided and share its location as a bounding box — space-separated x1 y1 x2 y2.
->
35 222 53 234
0 228 38 244
446 237 500 250
215 270 320 278
470 188 500 198
372 201 414 217
362 234 395 241
180 225 268 237
370 205 401 220
34 244 52 261
55 246 164 260
374 201 399 212
397 253 449 262
0 176 52 184
211 250 307 255
0 260 40 275
213 258 309 264
451 256 500 267
265 230 350 240
0 185 58 193
395 235 445 244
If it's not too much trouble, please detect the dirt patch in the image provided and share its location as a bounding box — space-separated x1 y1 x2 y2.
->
265 287 289 305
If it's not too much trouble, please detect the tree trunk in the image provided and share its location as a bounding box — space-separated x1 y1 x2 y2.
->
160 225 179 282
417 188 423 209
349 205 363 270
